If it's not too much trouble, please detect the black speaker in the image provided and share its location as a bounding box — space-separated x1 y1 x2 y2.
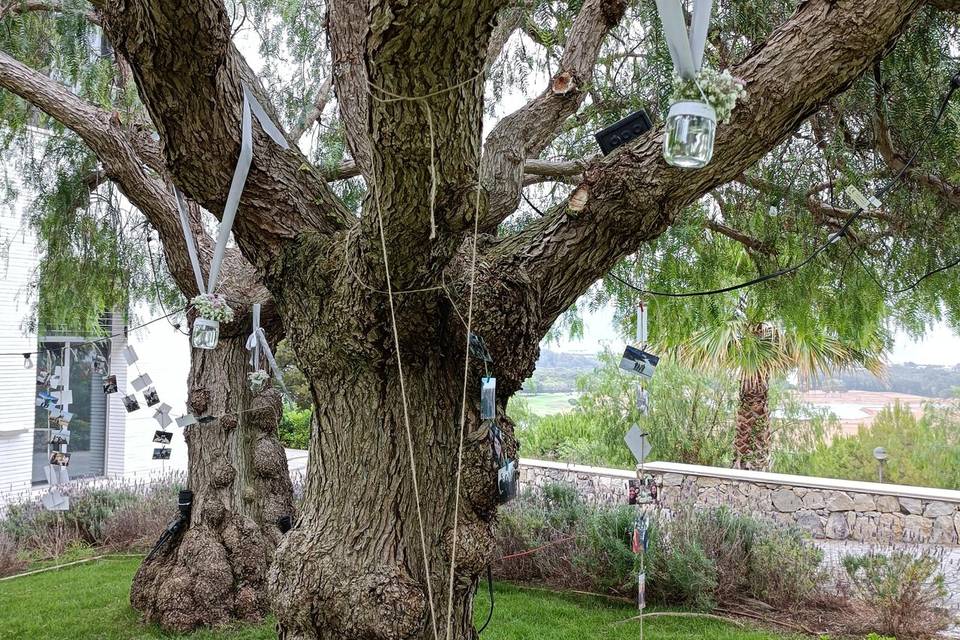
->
594 109 654 155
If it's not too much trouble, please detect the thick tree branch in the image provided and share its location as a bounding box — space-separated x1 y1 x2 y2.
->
479 0 626 228
872 69 960 207
100 0 354 275
328 0 372 179
485 1 533 69
478 0 924 380
0 0 100 23
0 49 267 304
290 75 332 141
927 0 960 9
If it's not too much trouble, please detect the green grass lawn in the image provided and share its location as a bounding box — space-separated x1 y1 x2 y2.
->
519 392 579 416
0 556 797 640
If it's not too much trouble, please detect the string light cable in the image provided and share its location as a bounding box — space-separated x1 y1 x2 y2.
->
0 306 188 358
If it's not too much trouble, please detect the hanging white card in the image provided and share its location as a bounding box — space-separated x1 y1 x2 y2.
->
153 410 173 428
155 403 172 416
42 490 69 511
123 345 139 365
131 374 153 391
625 424 652 464
175 414 198 428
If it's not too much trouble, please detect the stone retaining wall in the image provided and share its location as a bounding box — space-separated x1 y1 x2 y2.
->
518 458 960 545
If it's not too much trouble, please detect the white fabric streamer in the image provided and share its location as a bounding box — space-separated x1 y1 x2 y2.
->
654 0 714 79
246 304 289 398
174 84 290 297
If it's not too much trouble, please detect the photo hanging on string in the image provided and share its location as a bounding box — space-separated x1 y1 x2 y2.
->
49 451 71 467
103 375 118 394
152 430 172 445
143 387 160 407
49 429 70 447
122 394 140 413
152 448 171 461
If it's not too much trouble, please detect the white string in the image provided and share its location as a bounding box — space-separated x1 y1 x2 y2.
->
373 176 440 640
444 161 483 639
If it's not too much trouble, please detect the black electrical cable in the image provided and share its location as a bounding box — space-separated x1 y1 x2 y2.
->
523 70 960 300
0 306 188 357
477 566 495 635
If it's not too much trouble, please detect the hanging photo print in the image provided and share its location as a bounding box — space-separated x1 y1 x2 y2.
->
103 375 118 394
49 429 71 447
153 408 172 429
620 346 659 380
122 394 140 413
49 451 71 467
143 387 160 407
480 377 496 420
153 430 173 445
152 448 171 461
123 345 139 365
497 459 518 504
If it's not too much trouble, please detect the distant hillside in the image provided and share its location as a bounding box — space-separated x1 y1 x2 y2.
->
813 363 960 399
521 350 600 393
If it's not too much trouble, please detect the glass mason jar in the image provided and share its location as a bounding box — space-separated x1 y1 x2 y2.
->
192 318 220 350
663 100 717 169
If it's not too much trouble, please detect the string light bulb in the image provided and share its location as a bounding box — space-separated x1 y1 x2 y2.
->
22 353 32 369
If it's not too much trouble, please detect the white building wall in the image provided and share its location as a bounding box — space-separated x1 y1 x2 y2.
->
0 173 38 497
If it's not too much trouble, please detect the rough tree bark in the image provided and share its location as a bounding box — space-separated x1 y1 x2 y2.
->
0 36 294 631
131 325 294 631
87 0 928 638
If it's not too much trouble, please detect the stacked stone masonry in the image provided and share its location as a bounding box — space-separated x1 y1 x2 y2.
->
518 459 960 545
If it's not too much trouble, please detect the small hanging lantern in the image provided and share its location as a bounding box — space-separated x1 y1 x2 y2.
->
190 293 234 350
655 0 744 169
192 317 220 350
663 100 716 168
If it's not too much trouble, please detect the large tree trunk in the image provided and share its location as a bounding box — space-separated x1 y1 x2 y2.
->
130 329 295 632
734 373 771 471
268 294 516 640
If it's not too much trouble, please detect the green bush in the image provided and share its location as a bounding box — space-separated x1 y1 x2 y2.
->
842 551 951 638
279 406 312 449
778 400 960 489
494 484 826 611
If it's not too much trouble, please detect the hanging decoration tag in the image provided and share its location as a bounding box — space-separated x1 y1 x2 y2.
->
636 387 650 416
625 424 652 464
636 302 648 345
845 186 882 211
620 346 659 380
176 414 198 428
480 377 497 420
637 571 646 610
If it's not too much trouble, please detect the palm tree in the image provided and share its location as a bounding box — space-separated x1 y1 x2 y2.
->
674 316 886 470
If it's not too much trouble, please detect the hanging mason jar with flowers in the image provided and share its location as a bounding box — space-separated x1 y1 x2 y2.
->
248 369 269 393
664 67 746 169
190 293 235 350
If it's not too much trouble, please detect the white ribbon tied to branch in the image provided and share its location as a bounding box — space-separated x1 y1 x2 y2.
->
246 303 290 398
655 0 713 80
174 84 290 296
